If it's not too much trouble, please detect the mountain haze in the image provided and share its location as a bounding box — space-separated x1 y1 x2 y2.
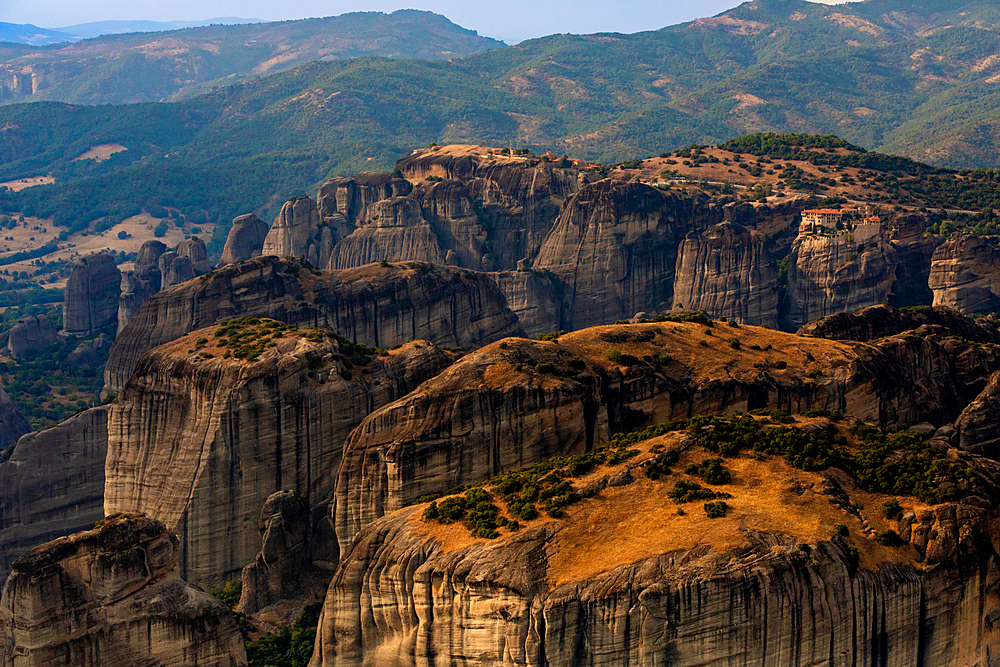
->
0 10 504 104
0 23 77 46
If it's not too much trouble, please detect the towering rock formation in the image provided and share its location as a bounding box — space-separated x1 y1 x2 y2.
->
117 271 154 334
929 233 1000 313
135 240 167 291
0 515 247 667
534 182 709 329
105 324 454 585
261 195 323 264
175 236 209 274
158 250 194 289
4 314 58 360
62 252 121 336
671 221 779 327
104 257 524 396
317 172 413 228
786 230 898 328
217 214 268 268
0 385 30 449
329 197 447 269
955 371 1000 459
0 406 109 581
235 490 311 615
798 304 1000 344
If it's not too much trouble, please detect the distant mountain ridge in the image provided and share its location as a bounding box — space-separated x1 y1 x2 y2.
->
55 18 265 39
0 10 504 104
0 23 76 46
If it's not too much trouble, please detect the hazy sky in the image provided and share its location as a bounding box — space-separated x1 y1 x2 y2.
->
1 0 848 44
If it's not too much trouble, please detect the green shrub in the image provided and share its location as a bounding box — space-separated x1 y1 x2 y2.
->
606 348 622 363
704 501 728 518
881 498 902 519
773 360 788 369
728 338 740 350
568 356 586 370
699 458 732 484
875 529 904 547
209 580 242 610
833 524 849 537
535 362 556 374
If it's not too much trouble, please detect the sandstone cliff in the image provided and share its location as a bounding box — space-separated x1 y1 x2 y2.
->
261 195 324 265
104 257 524 396
0 515 247 666
63 252 121 336
218 214 268 268
533 182 714 329
0 385 30 449
489 269 564 338
929 233 1000 313
4 314 58 360
313 424 1000 667
955 371 1000 459
0 406 109 581
787 230 898 328
798 304 1000 344
671 221 779 327
104 322 454 585
331 319 990 558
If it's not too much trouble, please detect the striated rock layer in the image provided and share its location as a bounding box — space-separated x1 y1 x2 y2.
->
314 469 998 667
104 256 524 396
671 221 779 327
0 385 30 450
955 370 1000 459
105 325 454 585
331 319 1000 557
4 314 58 360
787 230 898 328
929 232 1000 313
0 515 247 667
0 406 109 581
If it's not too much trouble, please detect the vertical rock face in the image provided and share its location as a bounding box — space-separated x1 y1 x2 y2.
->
117 271 154 335
5 314 58 360
236 491 310 615
671 221 779 327
135 240 168 292
0 385 30 449
159 251 196 289
489 269 564 337
261 195 323 264
105 328 454 585
329 197 447 269
955 371 1000 459
0 515 247 667
175 236 210 274
786 231 898 328
318 173 413 227
0 406 109 581
62 252 122 336
313 502 998 667
929 233 1000 313
104 257 524 397
533 182 707 329
217 214 268 268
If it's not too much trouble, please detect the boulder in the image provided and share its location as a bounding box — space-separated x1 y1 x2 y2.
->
5 314 58 360
929 233 1000 313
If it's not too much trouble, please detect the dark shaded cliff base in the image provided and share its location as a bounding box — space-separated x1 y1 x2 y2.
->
315 416 1000 666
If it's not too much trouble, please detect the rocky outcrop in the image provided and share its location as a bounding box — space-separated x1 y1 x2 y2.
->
955 371 1000 459
314 493 998 667
105 326 454 585
118 270 154 334
534 182 711 329
63 252 121 336
235 490 310 615
135 240 168 291
0 385 30 449
929 233 1000 313
786 230 898 328
317 173 413 228
329 197 447 269
5 314 57 360
218 214 268 268
490 268 564 338
0 515 247 667
176 236 210 274
261 195 324 264
0 406 109 581
159 250 194 289
886 214 942 309
104 257 524 397
671 221 779 327
798 304 1000 343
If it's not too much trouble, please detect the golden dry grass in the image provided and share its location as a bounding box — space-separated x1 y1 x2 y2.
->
72 143 128 163
0 176 55 192
406 421 931 591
